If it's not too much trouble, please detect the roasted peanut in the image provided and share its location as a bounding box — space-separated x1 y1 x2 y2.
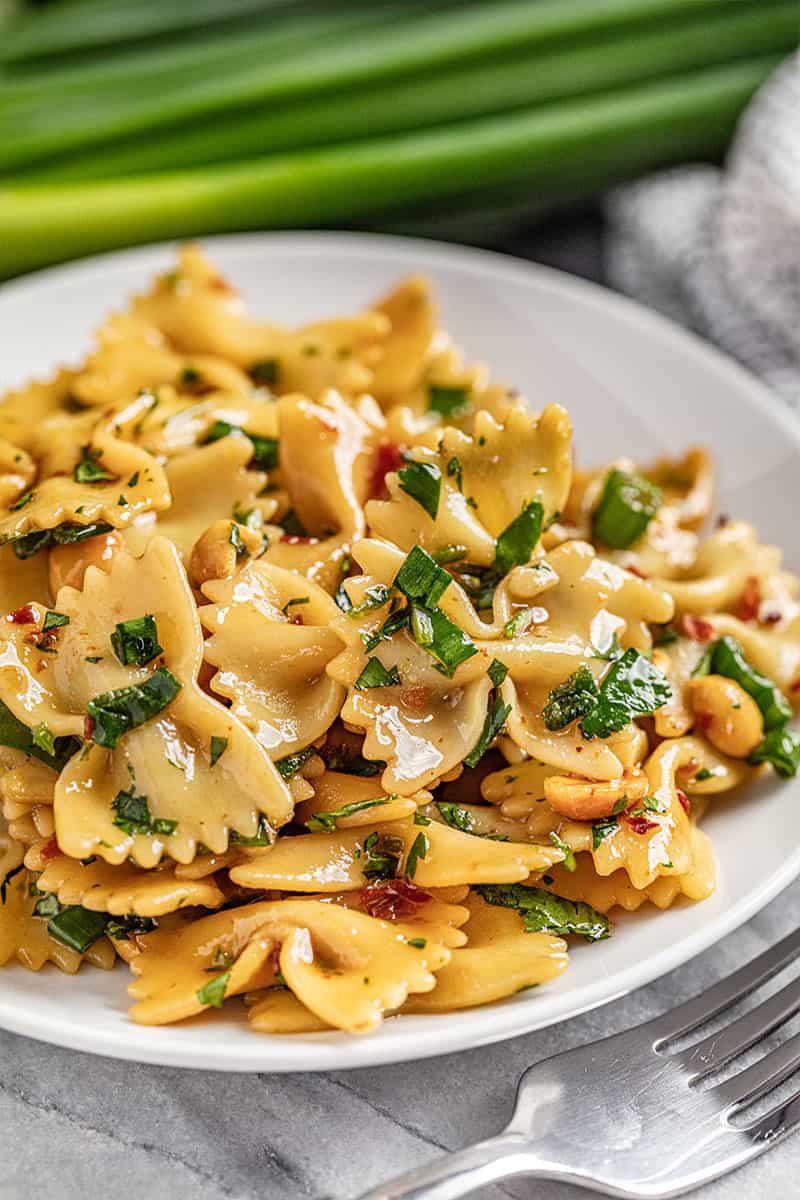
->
189 519 264 588
544 770 649 821
687 674 763 758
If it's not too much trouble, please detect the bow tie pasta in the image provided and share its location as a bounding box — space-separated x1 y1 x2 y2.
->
1 248 798 1039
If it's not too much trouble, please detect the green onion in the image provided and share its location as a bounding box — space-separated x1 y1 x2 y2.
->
112 786 177 837
464 693 511 768
210 735 228 767
432 544 468 565
397 460 441 520
87 666 182 748
394 545 451 608
592 816 619 849
405 831 428 878
706 636 792 731
409 603 478 678
504 609 534 639
47 905 110 953
494 501 544 574
196 968 231 1009
592 469 662 548
275 745 315 778
476 883 609 941
347 585 392 619
306 795 394 832
487 659 508 688
110 614 163 667
542 665 599 731
354 658 401 690
361 606 410 653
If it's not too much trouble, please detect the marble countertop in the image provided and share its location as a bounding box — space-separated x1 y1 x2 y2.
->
1 876 798 1200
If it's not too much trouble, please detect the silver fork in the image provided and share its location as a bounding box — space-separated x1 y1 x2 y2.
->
358 928 800 1200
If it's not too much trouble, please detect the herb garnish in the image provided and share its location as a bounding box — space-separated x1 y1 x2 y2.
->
47 905 110 954
477 883 609 942
428 384 469 417
405 832 428 878
306 795 394 832
110 614 163 667
362 831 403 879
8 521 113 560
0 697 80 770
579 649 671 740
494 501 545 575
542 666 598 731
592 469 662 549
397 460 441 520
355 658 401 690
74 447 116 484
112 786 177 837
87 666 182 748
275 746 315 778
42 611 70 632
210 736 228 767
197 969 231 1008
250 359 279 387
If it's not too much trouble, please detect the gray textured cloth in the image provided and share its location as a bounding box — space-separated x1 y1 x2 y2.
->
605 53 800 407
2 881 800 1200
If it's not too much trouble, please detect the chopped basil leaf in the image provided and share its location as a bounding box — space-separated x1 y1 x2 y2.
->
106 914 157 941
409 603 478 678
749 727 800 778
362 831 403 879
248 435 279 471
542 666 598 732
197 969 231 1008
0 697 80 770
31 723 56 757
306 795 393 832
42 611 70 632
464 692 511 768
112 786 177 837
694 767 714 782
488 658 508 688
394 546 451 608
398 460 441 520
9 489 35 511
413 811 431 825
47 905 109 954
88 667 182 748
428 384 469 417
230 815 272 846
477 883 609 942
110 614 163 667
280 508 307 537
275 746 315 778
405 832 428 878
592 816 618 850
322 747 383 777
229 522 248 559
494 501 544 575
706 636 792 730
549 831 576 871
355 658 401 690
580 649 671 740
181 366 202 388
74 447 116 484
347 584 391 619
592 469 662 549
434 801 473 833
210 736 228 767
612 795 630 815
250 359 279 387
9 521 113 560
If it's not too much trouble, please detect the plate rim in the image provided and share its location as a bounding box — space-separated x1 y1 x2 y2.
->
1 229 799 1073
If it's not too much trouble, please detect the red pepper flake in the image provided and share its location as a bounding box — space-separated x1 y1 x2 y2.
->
625 814 658 835
360 879 432 921
83 715 95 741
267 941 282 977
369 442 403 500
791 679 800 694
40 835 60 862
575 746 583 753
681 614 715 642
734 576 761 623
7 603 37 625
30 629 58 652
677 789 691 815
627 565 649 580
763 610 782 626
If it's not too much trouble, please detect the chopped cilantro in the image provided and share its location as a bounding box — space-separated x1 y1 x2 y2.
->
488 658 508 688
397 460 441 520
73 447 116 484
592 816 618 849
494 501 544 574
435 801 473 833
579 649 671 740
87 667 182 748
749 727 800 778
549 831 576 871
306 795 394 832
275 746 315 778
463 692 511 768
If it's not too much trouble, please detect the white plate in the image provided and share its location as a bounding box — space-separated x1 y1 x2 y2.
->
1 232 798 1073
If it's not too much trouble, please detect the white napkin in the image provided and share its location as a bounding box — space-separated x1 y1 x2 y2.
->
605 52 800 407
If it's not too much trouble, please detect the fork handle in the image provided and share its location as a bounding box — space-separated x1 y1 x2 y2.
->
355 1132 545 1200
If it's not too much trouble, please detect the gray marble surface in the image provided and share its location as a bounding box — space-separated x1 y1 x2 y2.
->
1 877 799 1200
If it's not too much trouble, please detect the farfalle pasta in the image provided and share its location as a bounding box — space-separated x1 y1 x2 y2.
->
1 248 798 1037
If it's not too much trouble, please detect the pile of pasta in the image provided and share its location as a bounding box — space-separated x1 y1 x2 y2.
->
1 246 799 1037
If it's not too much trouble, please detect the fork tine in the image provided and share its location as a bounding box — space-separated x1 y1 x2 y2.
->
651 926 800 1046
675 975 800 1080
711 1029 800 1111
742 1081 800 1143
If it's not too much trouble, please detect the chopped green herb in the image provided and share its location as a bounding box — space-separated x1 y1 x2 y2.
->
694 767 714 782
280 509 307 538
542 666 598 731
112 786 177 837
464 692 511 768
230 816 272 846
347 584 391 619
180 366 202 388
355 658 401 690
127 472 140 488
428 384 469 417
250 359 279 387
110 614 163 667
362 606 410 652
85 655 103 664
580 649 671 740
413 811 431 826
591 632 623 661
10 521 113 560
106 914 157 941
210 736 228 767
549 831 576 871
592 469 662 549
74 446 116 484
494 501 544 575
323 747 383 777
705 636 792 730
31 723 56 757
432 544 467 565
248 435 279 471
504 608 534 638
654 625 679 647
398 460 441 520
32 891 61 919
409 603 478 678
592 816 618 849
197 969 231 1008
362 831 403 880
0 697 80 770
47 906 110 953
446 456 463 492
275 746 315 778
9 489 35 512
88 667 181 749
407 937 427 949
612 795 630 815
435 801 473 833
749 727 800 778
394 546 451 608
282 596 310 616
42 611 70 632
476 883 609 942
229 522 249 560
488 659 508 688
405 832 428 878
306 795 394 833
